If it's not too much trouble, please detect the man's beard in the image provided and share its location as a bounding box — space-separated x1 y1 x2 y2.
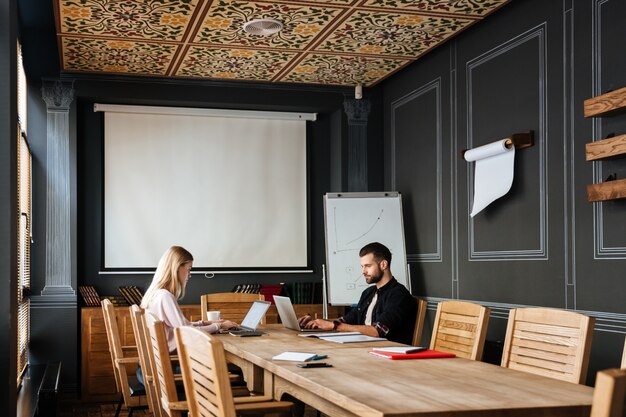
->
365 271 383 285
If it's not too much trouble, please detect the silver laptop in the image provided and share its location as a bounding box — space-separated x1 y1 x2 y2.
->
226 300 271 336
274 295 323 332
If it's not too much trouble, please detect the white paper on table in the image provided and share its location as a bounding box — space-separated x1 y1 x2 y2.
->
272 351 317 361
464 139 515 217
318 334 386 343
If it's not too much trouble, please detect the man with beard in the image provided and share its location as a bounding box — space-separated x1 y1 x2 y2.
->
298 242 417 344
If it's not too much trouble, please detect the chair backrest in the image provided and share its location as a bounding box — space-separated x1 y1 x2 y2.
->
412 298 428 347
175 326 238 417
101 299 124 393
501 307 594 384
430 300 490 360
144 312 184 417
201 292 265 323
590 368 626 417
129 305 162 417
621 336 626 369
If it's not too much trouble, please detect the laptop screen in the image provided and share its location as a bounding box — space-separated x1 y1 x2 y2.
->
241 300 271 330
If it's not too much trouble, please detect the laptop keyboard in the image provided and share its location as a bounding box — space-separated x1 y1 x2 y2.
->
228 330 264 337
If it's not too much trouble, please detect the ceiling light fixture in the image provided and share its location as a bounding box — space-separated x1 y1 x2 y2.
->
243 19 283 36
355 84 363 100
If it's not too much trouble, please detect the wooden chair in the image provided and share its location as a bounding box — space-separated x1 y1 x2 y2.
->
101 299 148 417
201 292 266 323
175 326 293 417
430 300 490 360
412 298 427 347
590 368 626 417
144 312 188 417
501 307 594 384
129 305 162 417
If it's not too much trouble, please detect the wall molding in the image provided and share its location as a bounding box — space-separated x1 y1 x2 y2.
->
465 23 548 260
30 294 77 309
591 0 626 259
424 296 626 333
391 78 443 262
563 0 576 310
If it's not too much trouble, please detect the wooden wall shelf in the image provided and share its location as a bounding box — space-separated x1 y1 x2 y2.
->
584 85 626 202
584 86 626 117
585 134 626 161
586 179 626 202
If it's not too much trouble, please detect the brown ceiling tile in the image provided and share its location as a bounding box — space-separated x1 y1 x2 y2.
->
361 0 510 16
193 1 344 50
57 0 201 41
315 10 473 57
176 45 297 81
280 53 409 86
61 36 177 76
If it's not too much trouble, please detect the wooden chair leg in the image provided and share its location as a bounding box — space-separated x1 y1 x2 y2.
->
114 395 124 417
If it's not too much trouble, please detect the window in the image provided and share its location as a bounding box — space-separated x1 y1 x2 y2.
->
17 41 31 386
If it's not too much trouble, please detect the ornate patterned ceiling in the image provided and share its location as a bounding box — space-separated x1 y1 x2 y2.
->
55 0 510 87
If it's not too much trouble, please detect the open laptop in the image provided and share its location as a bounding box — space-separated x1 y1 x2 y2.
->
226 300 271 336
274 295 326 332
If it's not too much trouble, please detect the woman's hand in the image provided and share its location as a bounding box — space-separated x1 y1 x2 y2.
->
219 320 238 330
200 319 222 326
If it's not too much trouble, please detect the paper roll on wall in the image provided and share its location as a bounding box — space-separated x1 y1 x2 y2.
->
464 139 515 217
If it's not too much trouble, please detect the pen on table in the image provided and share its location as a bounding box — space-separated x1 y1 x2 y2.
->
308 354 328 361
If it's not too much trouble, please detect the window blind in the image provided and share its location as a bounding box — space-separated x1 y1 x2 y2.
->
16 41 31 386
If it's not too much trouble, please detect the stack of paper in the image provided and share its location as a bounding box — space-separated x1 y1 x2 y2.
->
318 334 386 343
272 351 318 362
371 346 426 354
368 349 456 360
298 331 361 338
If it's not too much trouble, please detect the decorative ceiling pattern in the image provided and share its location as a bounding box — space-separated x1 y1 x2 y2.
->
55 0 510 86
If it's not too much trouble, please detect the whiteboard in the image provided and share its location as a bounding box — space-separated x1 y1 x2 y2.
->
324 192 409 305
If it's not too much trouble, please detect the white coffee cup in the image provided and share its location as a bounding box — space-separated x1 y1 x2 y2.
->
206 311 221 321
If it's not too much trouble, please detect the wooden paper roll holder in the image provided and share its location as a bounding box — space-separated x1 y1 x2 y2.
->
461 130 534 159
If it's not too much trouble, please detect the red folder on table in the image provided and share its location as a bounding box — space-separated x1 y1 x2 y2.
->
369 349 456 360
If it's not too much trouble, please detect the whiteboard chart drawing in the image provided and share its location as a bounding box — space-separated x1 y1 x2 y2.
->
324 192 409 305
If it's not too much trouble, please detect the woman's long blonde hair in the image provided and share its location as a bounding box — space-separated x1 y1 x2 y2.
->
141 246 193 309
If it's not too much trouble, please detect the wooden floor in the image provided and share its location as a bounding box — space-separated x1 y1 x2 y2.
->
58 401 151 417
58 400 319 417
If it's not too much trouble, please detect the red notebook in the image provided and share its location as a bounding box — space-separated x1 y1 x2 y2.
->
369 349 456 360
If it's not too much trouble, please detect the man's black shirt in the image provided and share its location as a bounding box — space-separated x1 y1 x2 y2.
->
340 277 417 345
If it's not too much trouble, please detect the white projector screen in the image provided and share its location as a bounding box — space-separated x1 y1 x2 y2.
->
100 104 312 271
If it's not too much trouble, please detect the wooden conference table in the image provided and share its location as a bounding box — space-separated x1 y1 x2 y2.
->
216 325 593 417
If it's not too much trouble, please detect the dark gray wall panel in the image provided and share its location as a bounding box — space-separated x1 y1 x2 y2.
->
591 0 626 256
454 0 566 307
384 46 453 299
392 82 441 258
465 28 545 257
574 0 626 314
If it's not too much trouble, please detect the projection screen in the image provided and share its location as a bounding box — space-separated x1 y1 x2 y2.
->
97 104 314 272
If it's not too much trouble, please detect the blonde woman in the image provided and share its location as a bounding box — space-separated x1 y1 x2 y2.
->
141 245 237 352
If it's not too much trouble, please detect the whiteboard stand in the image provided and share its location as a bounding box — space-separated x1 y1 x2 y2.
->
406 263 412 292
322 264 328 319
